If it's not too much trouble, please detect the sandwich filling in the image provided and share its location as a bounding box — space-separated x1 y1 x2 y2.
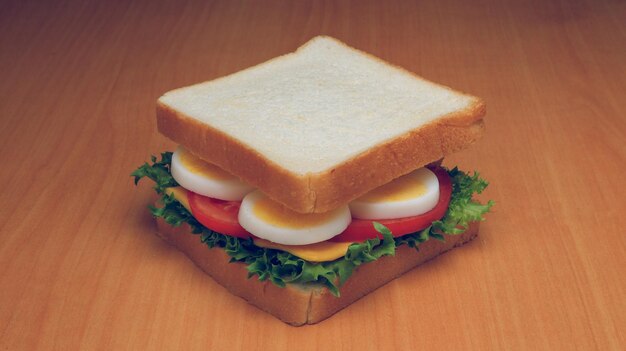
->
132 151 493 296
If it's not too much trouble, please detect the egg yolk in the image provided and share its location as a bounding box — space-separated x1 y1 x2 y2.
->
357 171 427 203
252 197 338 229
178 147 233 181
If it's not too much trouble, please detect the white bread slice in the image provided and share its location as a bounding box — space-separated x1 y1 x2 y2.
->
157 36 485 213
155 218 479 326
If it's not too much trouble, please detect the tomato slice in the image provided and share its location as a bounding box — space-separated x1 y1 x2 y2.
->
329 166 452 242
187 192 252 239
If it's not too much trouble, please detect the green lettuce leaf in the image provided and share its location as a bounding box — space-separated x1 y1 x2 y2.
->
131 152 178 193
132 152 493 296
431 167 495 235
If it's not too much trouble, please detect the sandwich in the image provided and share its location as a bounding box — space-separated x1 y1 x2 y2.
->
132 36 493 326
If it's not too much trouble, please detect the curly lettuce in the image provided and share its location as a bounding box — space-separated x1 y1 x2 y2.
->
132 152 493 296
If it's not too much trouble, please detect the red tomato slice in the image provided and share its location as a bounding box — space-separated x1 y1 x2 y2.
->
329 166 452 242
187 192 252 239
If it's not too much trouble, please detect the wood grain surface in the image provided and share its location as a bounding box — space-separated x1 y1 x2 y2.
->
1 0 624 349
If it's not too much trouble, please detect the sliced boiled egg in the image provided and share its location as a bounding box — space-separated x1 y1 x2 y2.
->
170 146 254 201
238 191 351 245
349 167 440 220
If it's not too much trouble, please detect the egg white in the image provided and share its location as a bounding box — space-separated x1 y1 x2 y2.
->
238 191 351 245
349 167 440 220
170 146 254 201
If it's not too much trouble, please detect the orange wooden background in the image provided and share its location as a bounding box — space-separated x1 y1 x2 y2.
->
1 0 624 349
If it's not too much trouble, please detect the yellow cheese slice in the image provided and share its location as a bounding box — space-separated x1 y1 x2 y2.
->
253 239 353 262
165 187 191 212
164 186 354 261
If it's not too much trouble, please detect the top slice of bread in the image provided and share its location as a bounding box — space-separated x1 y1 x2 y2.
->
157 36 485 213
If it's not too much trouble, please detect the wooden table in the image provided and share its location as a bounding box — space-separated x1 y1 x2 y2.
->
1 0 624 349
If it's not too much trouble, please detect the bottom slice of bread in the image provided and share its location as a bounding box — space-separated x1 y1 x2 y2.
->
155 218 479 326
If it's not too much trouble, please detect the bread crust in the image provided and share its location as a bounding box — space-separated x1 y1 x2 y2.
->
157 102 485 213
155 218 479 326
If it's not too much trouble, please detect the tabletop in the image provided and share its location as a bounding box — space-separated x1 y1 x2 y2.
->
1 0 624 349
